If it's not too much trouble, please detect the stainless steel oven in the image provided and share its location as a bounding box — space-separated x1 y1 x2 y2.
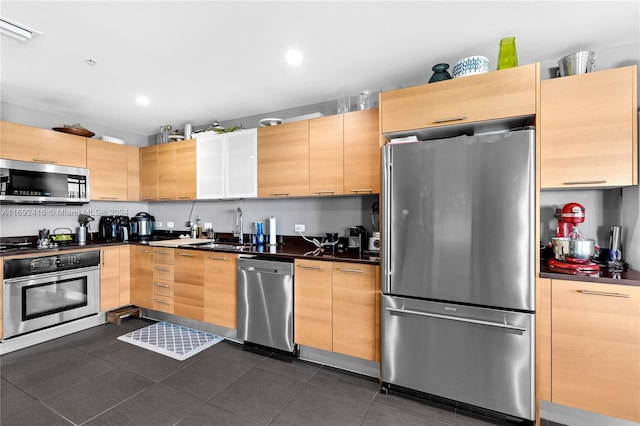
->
3 251 100 339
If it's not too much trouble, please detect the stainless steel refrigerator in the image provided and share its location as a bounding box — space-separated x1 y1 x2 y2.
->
381 128 536 421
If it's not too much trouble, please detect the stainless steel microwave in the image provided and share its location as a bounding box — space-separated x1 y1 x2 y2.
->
0 158 90 204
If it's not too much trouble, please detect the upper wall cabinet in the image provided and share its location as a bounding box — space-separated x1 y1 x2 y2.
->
0 121 88 168
258 120 310 197
140 139 197 201
87 139 128 201
196 129 257 199
540 65 638 189
380 63 538 137
343 108 381 195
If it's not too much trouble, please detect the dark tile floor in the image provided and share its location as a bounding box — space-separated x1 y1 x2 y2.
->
1 318 563 426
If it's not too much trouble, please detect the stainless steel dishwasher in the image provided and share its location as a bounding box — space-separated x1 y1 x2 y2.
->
237 256 295 354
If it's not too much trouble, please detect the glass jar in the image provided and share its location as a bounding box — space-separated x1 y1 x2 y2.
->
358 90 372 110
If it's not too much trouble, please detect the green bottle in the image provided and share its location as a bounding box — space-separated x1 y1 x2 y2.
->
497 37 518 70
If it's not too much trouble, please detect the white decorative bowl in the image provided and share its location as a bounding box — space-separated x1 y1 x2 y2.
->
101 135 125 144
452 56 490 78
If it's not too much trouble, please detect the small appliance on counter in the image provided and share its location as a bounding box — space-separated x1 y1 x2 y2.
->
130 212 155 241
348 226 368 252
548 202 600 275
99 215 130 242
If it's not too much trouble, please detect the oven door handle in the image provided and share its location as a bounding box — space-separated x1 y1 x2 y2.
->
386 307 527 333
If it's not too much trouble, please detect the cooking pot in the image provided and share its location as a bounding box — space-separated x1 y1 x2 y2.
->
51 227 73 244
130 211 155 241
552 237 597 263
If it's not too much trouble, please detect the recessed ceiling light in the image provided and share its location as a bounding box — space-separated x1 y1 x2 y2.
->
136 96 150 105
84 58 97 66
286 49 303 66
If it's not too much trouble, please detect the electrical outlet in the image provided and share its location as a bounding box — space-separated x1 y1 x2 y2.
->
167 221 174 229
156 221 163 228
295 224 305 232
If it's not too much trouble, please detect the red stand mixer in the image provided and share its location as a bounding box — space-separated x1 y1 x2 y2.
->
548 202 600 275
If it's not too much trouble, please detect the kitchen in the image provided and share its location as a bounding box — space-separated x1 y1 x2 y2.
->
1 2 640 426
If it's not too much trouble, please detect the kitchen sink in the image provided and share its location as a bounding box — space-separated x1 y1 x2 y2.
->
187 242 248 251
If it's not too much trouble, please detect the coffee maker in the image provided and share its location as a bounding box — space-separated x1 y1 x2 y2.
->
348 226 368 252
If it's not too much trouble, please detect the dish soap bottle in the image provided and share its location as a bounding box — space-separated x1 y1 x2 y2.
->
255 221 264 245
192 217 202 238
497 36 518 70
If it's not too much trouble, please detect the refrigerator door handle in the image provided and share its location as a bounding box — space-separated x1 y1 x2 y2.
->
386 307 527 333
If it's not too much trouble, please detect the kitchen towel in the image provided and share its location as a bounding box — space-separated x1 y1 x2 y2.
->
117 321 223 361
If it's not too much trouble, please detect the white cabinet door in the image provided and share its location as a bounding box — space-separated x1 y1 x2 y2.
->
196 133 225 199
226 128 257 198
196 129 257 199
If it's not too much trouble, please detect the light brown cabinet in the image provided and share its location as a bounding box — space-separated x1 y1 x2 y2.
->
141 140 196 201
380 64 538 135
309 115 344 195
126 146 140 201
204 251 239 329
551 279 639 423
140 146 158 201
152 248 175 314
540 65 638 188
100 245 131 311
343 108 381 195
294 259 379 361
294 259 333 351
87 139 128 201
258 120 310 197
174 249 205 321
0 120 88 167
130 246 154 309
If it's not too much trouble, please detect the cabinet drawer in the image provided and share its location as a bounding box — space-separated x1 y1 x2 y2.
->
381 64 537 135
153 296 174 314
153 263 174 281
153 248 175 264
153 280 174 297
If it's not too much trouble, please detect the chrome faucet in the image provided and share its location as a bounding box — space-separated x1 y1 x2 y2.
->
234 207 243 244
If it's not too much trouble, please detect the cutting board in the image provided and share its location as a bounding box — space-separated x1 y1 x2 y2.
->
148 238 213 247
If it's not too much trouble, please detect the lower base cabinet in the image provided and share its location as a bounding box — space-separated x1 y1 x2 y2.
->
294 259 379 362
551 279 639 423
174 249 205 321
100 245 131 311
130 246 154 309
204 251 239 329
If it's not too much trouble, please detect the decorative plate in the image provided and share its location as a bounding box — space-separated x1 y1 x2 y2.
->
52 124 95 137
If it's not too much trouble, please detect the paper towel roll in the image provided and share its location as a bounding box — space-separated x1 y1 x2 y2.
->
269 217 277 246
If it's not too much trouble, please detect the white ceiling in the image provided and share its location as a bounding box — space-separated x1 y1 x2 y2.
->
1 1 639 136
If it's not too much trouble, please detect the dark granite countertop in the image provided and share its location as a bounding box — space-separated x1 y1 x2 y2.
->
540 262 640 287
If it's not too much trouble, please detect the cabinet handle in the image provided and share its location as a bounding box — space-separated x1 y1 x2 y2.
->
577 290 629 298
32 158 58 164
155 250 170 255
142 198 155 201
177 196 192 200
99 197 119 200
154 283 170 288
563 180 607 186
349 189 373 194
298 264 322 270
102 249 106 266
136 249 149 254
209 256 227 261
178 253 194 257
314 191 335 195
271 192 290 196
154 299 170 305
336 268 364 273
154 266 170 272
159 197 172 201
433 116 467 124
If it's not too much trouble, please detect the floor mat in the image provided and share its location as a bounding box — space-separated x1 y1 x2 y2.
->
117 321 224 361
